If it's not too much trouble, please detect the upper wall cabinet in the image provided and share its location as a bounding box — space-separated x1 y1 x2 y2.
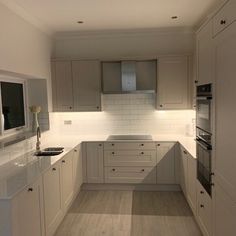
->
72 61 101 111
102 60 156 93
51 61 74 111
51 60 101 112
196 20 214 86
156 56 190 110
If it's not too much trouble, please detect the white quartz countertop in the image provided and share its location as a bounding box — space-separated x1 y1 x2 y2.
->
0 132 196 199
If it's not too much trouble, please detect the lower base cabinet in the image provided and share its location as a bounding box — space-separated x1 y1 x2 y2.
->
197 181 212 236
43 162 63 236
73 145 83 194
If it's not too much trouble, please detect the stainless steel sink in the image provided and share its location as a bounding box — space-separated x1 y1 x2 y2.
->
35 150 63 156
107 135 153 141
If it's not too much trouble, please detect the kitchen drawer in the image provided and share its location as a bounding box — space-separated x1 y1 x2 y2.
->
104 150 156 167
197 181 212 236
213 0 236 36
104 142 156 150
104 166 157 184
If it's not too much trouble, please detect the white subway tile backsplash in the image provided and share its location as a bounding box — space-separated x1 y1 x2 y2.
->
49 94 195 136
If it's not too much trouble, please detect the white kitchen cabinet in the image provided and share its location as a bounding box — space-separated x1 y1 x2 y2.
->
214 21 236 202
61 150 74 212
197 181 212 236
51 61 73 112
3 177 45 236
214 183 236 236
157 56 190 109
43 162 63 236
73 145 83 195
187 156 197 213
156 142 176 184
213 0 236 37
104 150 156 167
196 20 214 85
102 62 122 93
179 146 188 196
86 142 104 183
104 166 156 184
72 60 101 111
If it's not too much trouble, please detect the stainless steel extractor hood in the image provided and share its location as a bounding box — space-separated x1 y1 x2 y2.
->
121 61 136 92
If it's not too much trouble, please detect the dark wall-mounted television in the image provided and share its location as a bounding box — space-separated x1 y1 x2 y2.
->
1 81 26 131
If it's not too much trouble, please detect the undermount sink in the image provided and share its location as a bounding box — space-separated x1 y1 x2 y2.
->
34 147 64 156
107 135 153 141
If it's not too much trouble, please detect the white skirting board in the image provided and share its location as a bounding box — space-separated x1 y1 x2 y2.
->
81 183 181 192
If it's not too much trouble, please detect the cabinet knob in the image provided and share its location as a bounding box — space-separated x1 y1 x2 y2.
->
99 144 102 147
74 149 77 152
157 144 160 147
200 191 204 194
160 104 163 107
210 172 215 176
111 143 115 146
52 167 56 171
28 188 33 192
62 160 65 163
96 106 99 109
220 20 226 25
211 183 215 187
200 204 204 208
194 80 198 84
141 169 145 172
140 143 144 146
183 150 187 155
69 106 72 109
112 168 116 171
112 152 115 155
141 152 144 155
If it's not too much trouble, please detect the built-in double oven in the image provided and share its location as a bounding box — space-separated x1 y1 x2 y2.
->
196 84 213 196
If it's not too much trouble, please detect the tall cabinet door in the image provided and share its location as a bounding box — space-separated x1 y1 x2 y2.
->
196 20 214 85
86 142 104 183
72 61 101 111
214 21 236 202
156 142 176 184
157 56 189 109
51 61 73 111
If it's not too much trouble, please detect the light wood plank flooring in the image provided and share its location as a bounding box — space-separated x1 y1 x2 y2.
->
55 190 202 236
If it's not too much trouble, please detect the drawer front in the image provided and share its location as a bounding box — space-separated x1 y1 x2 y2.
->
104 150 156 167
213 0 236 36
104 142 156 150
104 166 157 184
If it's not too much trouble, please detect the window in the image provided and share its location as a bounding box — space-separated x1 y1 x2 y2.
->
0 77 27 135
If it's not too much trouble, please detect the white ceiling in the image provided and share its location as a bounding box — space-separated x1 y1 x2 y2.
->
0 0 225 33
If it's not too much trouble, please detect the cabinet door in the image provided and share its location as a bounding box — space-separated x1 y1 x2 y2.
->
187 156 197 213
43 162 63 236
86 142 104 183
73 145 83 194
61 151 74 212
102 62 121 93
12 178 44 236
136 60 157 91
214 183 236 236
156 143 175 184
72 60 101 111
179 146 188 196
157 56 189 109
196 20 214 85
51 61 73 111
214 22 236 202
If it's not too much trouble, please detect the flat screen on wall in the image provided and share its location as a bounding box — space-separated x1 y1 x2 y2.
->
1 82 25 130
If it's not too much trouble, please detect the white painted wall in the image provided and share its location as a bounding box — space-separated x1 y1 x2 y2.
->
0 3 52 109
53 28 194 59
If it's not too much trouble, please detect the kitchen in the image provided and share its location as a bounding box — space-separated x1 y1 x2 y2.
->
0 0 235 235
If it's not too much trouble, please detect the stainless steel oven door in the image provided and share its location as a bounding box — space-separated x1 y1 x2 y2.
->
196 138 212 196
196 97 212 134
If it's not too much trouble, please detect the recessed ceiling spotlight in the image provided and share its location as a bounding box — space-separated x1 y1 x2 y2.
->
77 21 84 24
171 16 178 19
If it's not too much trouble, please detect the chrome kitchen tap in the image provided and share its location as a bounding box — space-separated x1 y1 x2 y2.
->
36 126 41 152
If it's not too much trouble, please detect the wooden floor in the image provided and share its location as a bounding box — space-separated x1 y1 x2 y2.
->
55 190 202 236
